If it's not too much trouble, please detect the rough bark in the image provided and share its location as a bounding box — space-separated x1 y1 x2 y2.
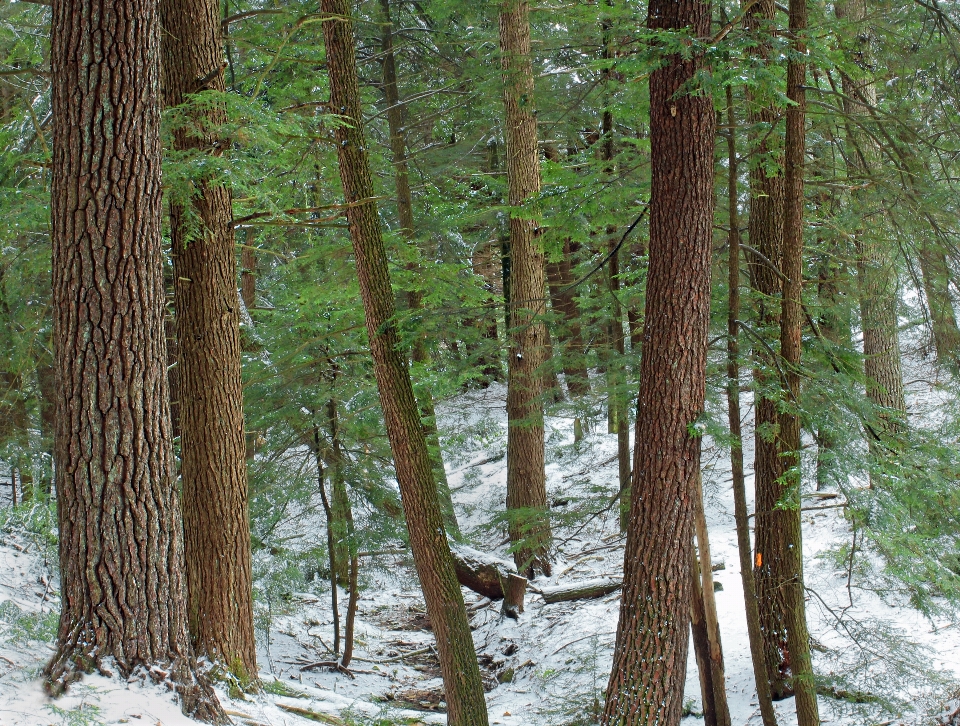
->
320 4 489 723
745 0 791 699
379 0 460 537
836 0 905 439
46 0 225 717
160 0 257 681
725 85 779 726
499 0 551 578
601 0 714 719
779 0 820 720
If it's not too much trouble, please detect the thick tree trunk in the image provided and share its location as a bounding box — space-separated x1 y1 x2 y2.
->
779 0 819 720
160 0 257 681
836 0 906 443
320 4 489 723
744 0 791 699
379 0 460 537
46 0 225 718
601 0 714 719
499 0 551 578
725 85 779 726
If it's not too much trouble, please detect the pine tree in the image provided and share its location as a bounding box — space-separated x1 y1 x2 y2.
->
44 0 225 718
160 0 258 681
320 2 489 722
500 0 552 578
602 0 714 718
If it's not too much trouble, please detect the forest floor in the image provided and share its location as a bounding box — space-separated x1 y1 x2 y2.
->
3 365 960 725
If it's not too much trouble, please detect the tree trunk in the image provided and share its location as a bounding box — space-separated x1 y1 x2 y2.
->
745 0 791 699
690 544 718 726
320 4 489 723
693 473 731 726
314 430 341 655
918 242 960 369
378 0 460 537
499 0 551 578
601 0 714 719
324 397 353 588
160 0 257 682
46 0 225 717
545 241 591 397
836 0 906 444
779 0 819 720
725 84 779 726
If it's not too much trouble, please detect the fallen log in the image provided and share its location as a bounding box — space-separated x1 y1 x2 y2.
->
449 543 516 600
540 577 623 604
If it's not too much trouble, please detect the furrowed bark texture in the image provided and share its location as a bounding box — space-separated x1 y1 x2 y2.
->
601 0 714 720
499 0 551 578
46 0 225 718
379 0 460 536
745 0 791 698
725 85 779 726
161 0 257 680
321 3 489 723
779 0 819 721
836 0 905 439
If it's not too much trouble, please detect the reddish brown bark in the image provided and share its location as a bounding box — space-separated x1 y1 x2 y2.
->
725 85 779 726
744 0 791 698
602 0 714 719
45 0 224 717
545 240 590 397
779 0 819 720
161 0 257 681
500 0 552 578
321 3 489 723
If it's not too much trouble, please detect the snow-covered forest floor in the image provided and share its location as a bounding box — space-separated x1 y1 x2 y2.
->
3 357 960 725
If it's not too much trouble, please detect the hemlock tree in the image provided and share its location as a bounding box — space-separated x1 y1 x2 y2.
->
499 0 552 579
778 0 819 720
744 0 791 698
161 0 258 680
44 0 226 719
602 0 714 720
320 1 490 723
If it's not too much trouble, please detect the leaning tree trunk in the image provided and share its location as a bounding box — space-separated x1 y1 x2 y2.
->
779 0 819 721
744 0 791 699
499 0 552 578
160 0 257 682
725 84 779 726
378 0 460 537
601 0 714 719
320 3 489 723
45 0 225 719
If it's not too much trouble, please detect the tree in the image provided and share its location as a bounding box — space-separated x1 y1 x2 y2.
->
744 0 792 698
602 0 714 719
160 0 258 681
378 0 460 537
320 1 490 722
778 0 819 719
724 84 779 726
499 0 552 578
44 0 225 719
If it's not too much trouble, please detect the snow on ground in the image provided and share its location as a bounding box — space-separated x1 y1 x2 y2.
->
2 361 960 725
